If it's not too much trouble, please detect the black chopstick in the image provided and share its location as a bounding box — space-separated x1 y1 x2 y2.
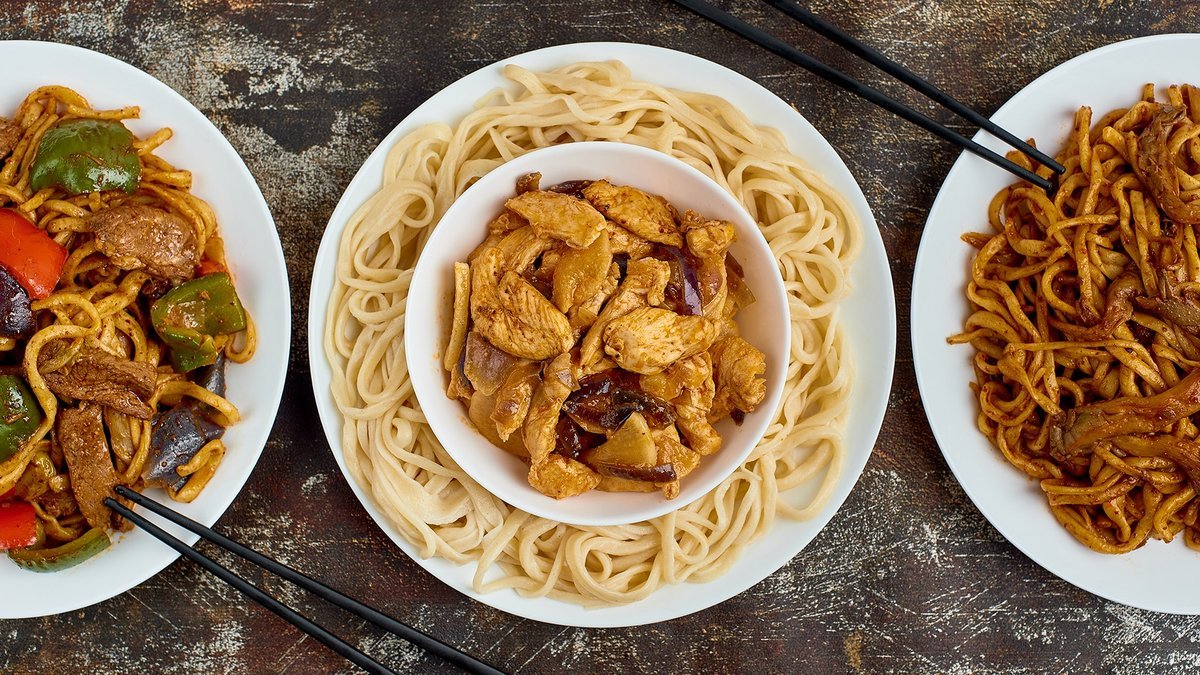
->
107 487 506 675
668 0 1056 192
762 0 1066 175
104 497 395 674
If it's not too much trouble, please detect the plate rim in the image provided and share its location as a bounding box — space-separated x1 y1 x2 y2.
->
0 40 291 619
912 32 1200 615
308 40 895 627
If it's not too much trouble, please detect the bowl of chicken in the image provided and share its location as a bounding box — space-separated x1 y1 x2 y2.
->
406 142 789 526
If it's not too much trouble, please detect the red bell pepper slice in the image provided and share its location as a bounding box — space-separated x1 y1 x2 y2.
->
0 501 38 551
0 209 68 299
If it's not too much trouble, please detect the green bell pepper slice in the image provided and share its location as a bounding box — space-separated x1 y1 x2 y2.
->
30 119 141 195
151 273 247 373
0 375 43 463
7 527 110 572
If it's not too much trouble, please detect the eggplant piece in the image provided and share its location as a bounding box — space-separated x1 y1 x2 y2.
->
144 404 224 489
650 245 704 316
0 265 34 339
193 353 228 398
563 369 675 431
143 355 228 489
613 253 630 281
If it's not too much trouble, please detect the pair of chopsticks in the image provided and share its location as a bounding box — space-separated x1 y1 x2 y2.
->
104 487 506 675
669 0 1065 191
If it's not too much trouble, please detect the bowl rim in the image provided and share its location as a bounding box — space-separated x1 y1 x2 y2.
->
404 140 791 526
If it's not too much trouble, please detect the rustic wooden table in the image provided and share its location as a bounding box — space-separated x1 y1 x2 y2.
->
4 1 1198 673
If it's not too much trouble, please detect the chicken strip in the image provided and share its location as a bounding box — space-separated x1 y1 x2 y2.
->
488 209 528 233
603 307 719 375
477 222 556 271
552 229 612 312
528 454 600 499
653 425 700 499
471 240 574 360
681 210 737 259
583 180 683 247
568 262 620 332
647 352 721 456
708 336 767 420
505 190 606 249
491 361 541 442
523 353 577 464
605 220 655 258
579 258 670 369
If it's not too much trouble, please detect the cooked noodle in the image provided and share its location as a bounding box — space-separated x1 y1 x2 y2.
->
326 62 859 603
952 84 1200 554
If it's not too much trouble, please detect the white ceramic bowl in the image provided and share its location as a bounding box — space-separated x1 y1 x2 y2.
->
405 142 789 526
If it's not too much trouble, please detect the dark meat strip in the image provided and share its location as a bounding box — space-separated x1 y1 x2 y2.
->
88 204 200 283
58 403 121 531
44 351 157 419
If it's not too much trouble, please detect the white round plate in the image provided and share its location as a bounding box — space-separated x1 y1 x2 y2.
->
913 33 1200 615
0 42 290 619
309 42 895 627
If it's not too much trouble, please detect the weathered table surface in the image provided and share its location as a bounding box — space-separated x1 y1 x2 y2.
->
4 1 1199 673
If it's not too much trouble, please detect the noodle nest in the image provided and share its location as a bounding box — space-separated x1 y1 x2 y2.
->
325 61 859 604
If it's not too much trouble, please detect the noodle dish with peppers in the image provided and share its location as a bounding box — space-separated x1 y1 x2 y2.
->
0 86 253 572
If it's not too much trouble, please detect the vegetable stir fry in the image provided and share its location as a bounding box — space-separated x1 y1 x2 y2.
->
0 86 255 571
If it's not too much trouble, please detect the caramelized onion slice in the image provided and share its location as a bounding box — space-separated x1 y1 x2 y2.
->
562 369 675 431
554 415 604 462
1051 366 1200 458
592 461 678 483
